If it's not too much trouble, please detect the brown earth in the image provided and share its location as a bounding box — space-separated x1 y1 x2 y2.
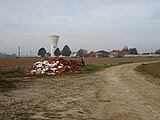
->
0 57 160 70
144 62 160 74
0 58 39 70
0 62 160 120
136 62 160 86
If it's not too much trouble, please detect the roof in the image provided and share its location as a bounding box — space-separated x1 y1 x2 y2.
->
111 50 122 53
96 50 108 53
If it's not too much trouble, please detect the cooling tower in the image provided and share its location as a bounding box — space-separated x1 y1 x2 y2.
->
50 35 59 57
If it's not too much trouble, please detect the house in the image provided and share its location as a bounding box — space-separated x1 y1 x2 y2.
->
96 50 109 57
123 51 130 55
109 50 124 58
86 51 96 57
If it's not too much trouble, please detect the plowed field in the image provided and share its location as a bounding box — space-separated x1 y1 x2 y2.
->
144 62 160 74
0 57 159 70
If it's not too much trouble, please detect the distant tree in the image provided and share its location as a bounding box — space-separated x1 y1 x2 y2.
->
122 46 129 52
70 51 77 57
83 49 88 56
142 53 150 55
76 49 88 57
38 47 46 57
72 51 77 55
76 49 84 57
61 45 72 57
54 48 61 57
129 48 138 54
46 52 51 57
155 49 160 54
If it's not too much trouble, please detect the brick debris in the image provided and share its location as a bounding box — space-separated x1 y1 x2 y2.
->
29 58 85 75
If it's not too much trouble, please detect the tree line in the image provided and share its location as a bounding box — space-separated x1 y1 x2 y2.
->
122 46 138 54
38 45 160 57
38 45 88 57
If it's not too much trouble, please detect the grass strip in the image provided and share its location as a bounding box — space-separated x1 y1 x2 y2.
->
84 64 113 74
84 61 133 74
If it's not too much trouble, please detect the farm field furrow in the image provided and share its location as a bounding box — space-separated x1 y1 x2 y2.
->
145 62 160 74
0 57 160 70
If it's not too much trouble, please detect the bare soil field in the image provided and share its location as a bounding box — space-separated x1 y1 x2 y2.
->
144 62 160 75
1 62 160 120
0 57 159 70
0 58 39 70
136 62 160 86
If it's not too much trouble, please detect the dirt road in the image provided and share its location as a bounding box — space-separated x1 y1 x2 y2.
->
0 63 160 120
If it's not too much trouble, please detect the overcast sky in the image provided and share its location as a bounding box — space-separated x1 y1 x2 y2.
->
0 0 160 55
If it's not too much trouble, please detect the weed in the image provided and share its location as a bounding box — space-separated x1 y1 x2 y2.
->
14 67 24 73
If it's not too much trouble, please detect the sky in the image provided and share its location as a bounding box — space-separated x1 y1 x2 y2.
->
0 0 160 56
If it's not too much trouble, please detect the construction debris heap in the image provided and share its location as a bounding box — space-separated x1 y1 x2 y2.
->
30 58 85 75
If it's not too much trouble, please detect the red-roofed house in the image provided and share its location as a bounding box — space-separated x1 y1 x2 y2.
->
86 51 96 57
109 50 124 58
96 50 109 57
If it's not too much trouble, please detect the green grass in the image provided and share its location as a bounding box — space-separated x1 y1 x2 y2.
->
136 63 160 78
84 61 133 74
0 67 24 79
14 67 24 73
117 61 134 65
136 64 149 74
84 64 113 73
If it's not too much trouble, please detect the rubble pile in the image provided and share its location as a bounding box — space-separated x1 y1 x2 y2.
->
30 58 85 75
